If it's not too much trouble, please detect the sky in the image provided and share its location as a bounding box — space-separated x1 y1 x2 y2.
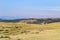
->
0 0 60 19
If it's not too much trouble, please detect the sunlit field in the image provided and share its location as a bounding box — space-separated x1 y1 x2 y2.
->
0 22 60 40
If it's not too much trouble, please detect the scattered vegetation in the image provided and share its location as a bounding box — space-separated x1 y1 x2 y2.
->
0 22 60 40
0 35 10 38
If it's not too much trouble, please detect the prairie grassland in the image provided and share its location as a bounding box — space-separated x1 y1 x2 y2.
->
0 22 60 40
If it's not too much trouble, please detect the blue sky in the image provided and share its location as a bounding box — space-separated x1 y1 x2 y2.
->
0 0 60 19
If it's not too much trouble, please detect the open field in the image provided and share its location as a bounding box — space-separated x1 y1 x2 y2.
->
0 22 60 40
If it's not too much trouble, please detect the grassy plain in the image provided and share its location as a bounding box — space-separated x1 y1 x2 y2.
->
0 22 60 40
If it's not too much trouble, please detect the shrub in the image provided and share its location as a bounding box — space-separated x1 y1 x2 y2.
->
17 38 21 40
0 30 4 31
4 36 10 38
15 26 18 28
0 35 10 38
35 32 39 34
3 30 9 33
0 36 4 38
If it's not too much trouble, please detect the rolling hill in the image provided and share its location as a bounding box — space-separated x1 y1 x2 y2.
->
0 22 60 40
0 18 60 40
0 18 60 24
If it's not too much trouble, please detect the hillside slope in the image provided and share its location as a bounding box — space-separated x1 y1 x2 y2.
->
0 22 60 40
0 18 60 24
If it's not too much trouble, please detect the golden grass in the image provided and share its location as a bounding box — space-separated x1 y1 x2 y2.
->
0 22 60 40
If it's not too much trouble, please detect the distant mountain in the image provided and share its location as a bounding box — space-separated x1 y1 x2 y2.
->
0 18 60 24
0 19 22 22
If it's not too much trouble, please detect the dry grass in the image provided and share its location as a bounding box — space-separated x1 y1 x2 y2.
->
0 22 60 40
